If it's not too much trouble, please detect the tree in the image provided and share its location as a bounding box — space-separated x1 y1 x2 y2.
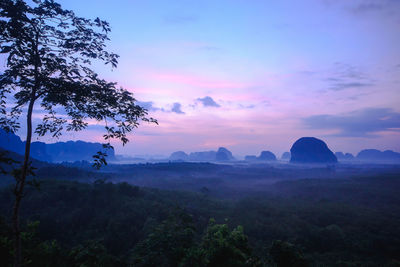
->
0 0 156 266
69 240 121 267
198 219 253 267
131 215 260 267
269 240 308 267
131 211 196 267
0 150 17 174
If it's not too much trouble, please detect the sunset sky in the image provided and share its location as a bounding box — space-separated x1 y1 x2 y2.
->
30 0 400 157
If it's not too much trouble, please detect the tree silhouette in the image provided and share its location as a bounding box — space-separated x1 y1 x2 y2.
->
0 0 156 265
0 151 16 175
199 219 253 267
269 240 308 267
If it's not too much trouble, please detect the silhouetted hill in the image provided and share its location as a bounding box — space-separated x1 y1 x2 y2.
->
281 152 291 160
0 129 24 154
31 141 50 161
244 151 277 161
169 151 189 161
357 149 400 162
216 147 235 161
189 151 217 161
46 141 114 162
170 148 235 162
290 137 337 164
0 148 23 174
0 147 50 175
0 129 114 162
258 151 277 161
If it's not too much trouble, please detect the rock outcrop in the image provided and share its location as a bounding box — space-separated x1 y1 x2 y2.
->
0 129 114 162
46 140 115 162
169 151 189 161
0 128 24 154
189 151 217 161
281 152 291 160
245 151 277 161
168 147 238 162
216 147 235 161
290 137 337 163
169 148 236 162
258 151 277 161
357 149 400 162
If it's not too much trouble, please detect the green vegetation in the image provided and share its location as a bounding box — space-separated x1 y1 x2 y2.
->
0 169 399 266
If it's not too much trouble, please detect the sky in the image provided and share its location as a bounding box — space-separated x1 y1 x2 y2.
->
13 0 400 158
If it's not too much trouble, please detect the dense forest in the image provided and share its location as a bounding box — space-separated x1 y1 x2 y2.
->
1 162 400 266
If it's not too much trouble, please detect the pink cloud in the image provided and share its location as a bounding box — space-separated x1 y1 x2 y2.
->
151 72 251 89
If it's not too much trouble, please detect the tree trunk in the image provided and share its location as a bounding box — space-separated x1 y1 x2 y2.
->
12 94 36 267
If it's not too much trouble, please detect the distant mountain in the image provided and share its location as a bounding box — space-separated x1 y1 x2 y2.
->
169 147 235 162
345 153 354 160
357 149 400 162
244 151 277 161
169 151 189 161
0 128 24 155
281 152 291 160
31 141 51 161
0 129 114 162
0 147 49 174
290 137 337 164
335 152 354 161
216 147 235 161
46 141 115 162
188 151 217 161
258 151 277 161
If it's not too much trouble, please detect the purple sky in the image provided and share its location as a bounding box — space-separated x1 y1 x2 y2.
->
24 1 400 157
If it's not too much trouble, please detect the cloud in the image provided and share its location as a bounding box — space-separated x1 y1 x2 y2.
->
303 108 400 137
332 62 367 79
323 0 400 15
350 0 400 15
329 82 373 91
238 104 256 109
171 102 185 114
325 62 374 91
352 2 383 13
196 96 220 108
137 100 185 114
137 101 158 111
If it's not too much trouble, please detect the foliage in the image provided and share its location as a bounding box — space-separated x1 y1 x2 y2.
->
69 240 121 267
131 211 196 267
131 216 257 267
0 217 120 267
0 218 66 267
198 219 253 267
0 171 399 266
0 0 156 148
269 240 308 267
0 150 17 174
